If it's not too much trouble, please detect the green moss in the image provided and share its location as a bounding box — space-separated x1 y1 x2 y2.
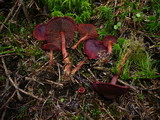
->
16 106 27 119
112 38 158 80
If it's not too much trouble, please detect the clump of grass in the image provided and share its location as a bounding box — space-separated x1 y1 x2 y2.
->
130 50 157 79
46 0 92 14
16 106 27 119
116 0 160 33
98 6 114 30
0 44 24 58
112 38 131 79
112 38 159 80
143 1 160 33
39 0 93 23
96 6 117 38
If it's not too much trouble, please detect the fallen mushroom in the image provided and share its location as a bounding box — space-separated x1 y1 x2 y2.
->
91 77 129 100
91 51 130 100
102 35 117 54
72 24 98 49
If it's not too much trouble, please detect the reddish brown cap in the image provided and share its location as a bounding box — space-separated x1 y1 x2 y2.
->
78 87 86 93
33 23 46 41
41 43 61 51
45 16 77 48
83 39 107 59
78 24 98 39
91 81 129 100
102 35 117 47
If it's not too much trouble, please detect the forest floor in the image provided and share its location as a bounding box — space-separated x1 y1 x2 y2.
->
0 0 160 120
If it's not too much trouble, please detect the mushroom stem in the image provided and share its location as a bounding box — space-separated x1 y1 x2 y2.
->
107 41 113 53
110 75 119 84
72 34 88 49
61 31 71 75
71 57 88 75
111 51 130 84
117 51 129 75
49 50 53 66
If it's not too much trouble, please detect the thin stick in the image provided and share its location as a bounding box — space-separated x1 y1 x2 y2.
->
1 108 7 120
45 79 63 87
0 1 18 32
1 57 43 101
19 0 31 23
117 79 137 91
102 108 116 120
0 91 16 109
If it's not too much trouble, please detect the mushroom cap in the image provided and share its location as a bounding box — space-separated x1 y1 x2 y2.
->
78 87 86 93
91 81 129 100
83 39 107 59
45 16 77 48
41 43 61 51
78 24 98 39
33 23 46 41
102 35 117 47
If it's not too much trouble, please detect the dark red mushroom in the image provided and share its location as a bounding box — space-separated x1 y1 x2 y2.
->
102 35 117 53
33 23 57 65
78 87 86 93
33 23 46 41
91 77 129 100
72 24 98 49
84 39 107 59
91 51 130 100
33 16 77 75
71 39 107 75
44 16 77 75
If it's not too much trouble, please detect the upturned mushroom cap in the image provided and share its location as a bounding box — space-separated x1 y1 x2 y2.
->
91 81 129 100
83 39 107 59
78 24 98 39
33 23 46 41
45 16 77 48
102 35 117 47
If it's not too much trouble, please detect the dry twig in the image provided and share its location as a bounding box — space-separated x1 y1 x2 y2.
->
1 57 43 101
0 1 18 32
